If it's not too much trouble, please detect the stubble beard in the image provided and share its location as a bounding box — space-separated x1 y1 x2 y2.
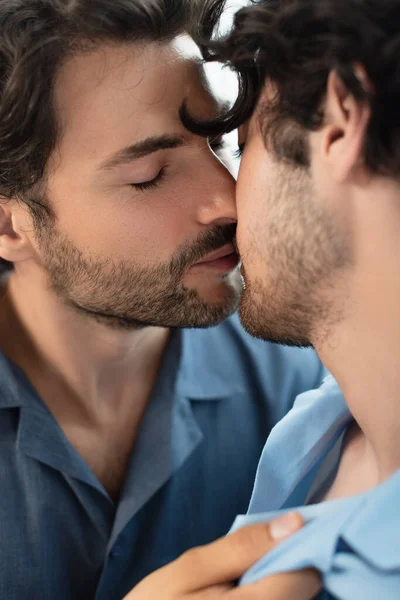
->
238 163 351 348
36 221 243 331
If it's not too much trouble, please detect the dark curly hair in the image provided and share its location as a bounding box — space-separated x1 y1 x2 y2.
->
185 0 400 174
0 0 199 272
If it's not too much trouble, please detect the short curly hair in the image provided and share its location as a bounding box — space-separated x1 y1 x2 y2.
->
185 0 400 175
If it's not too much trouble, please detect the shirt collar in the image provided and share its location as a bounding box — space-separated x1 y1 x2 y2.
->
341 468 400 570
0 352 47 411
0 319 249 549
248 375 353 513
107 326 206 549
232 469 400 591
108 320 254 547
0 320 245 510
230 374 400 595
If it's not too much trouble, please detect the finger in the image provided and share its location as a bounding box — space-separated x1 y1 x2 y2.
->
229 569 322 600
168 512 304 591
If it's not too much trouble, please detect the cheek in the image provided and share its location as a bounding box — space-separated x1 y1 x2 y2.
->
236 155 266 259
50 185 189 267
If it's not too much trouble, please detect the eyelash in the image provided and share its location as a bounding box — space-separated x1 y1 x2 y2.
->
131 167 167 192
233 145 244 159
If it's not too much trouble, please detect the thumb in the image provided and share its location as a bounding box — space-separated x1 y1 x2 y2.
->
174 512 304 590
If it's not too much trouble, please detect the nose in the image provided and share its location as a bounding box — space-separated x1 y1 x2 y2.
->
195 147 237 227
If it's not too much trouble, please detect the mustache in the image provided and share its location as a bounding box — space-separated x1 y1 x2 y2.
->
170 224 237 276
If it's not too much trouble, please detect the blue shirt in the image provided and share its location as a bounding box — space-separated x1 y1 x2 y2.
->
232 375 400 599
0 314 325 600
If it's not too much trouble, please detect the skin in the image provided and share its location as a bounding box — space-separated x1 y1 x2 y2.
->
236 69 400 499
0 35 320 597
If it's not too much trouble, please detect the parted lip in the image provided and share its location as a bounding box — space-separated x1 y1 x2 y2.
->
195 244 237 264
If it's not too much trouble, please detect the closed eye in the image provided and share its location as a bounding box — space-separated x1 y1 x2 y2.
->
131 167 167 191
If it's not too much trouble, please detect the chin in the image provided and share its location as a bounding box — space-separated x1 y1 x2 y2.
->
239 290 313 348
238 305 265 341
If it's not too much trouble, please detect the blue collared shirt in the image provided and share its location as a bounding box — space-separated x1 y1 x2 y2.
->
0 314 325 600
232 375 400 599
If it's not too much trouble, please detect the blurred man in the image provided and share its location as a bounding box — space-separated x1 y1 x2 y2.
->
0 1 325 599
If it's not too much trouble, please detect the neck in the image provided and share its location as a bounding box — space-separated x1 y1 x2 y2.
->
0 269 170 419
314 187 400 483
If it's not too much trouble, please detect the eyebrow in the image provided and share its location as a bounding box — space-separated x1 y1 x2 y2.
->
100 135 186 171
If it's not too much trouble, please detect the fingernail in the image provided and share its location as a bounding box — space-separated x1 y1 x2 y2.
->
270 512 302 541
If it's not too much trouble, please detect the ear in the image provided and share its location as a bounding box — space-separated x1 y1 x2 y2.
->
319 67 372 183
0 201 36 264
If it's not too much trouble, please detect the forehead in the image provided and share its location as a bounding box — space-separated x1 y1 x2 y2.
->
53 37 217 165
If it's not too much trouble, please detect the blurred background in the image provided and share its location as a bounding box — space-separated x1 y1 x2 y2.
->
206 0 248 174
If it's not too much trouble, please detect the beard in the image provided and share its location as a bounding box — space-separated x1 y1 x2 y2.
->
35 221 242 330
238 162 351 348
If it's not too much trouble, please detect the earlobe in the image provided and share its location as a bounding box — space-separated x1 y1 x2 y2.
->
0 202 34 264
